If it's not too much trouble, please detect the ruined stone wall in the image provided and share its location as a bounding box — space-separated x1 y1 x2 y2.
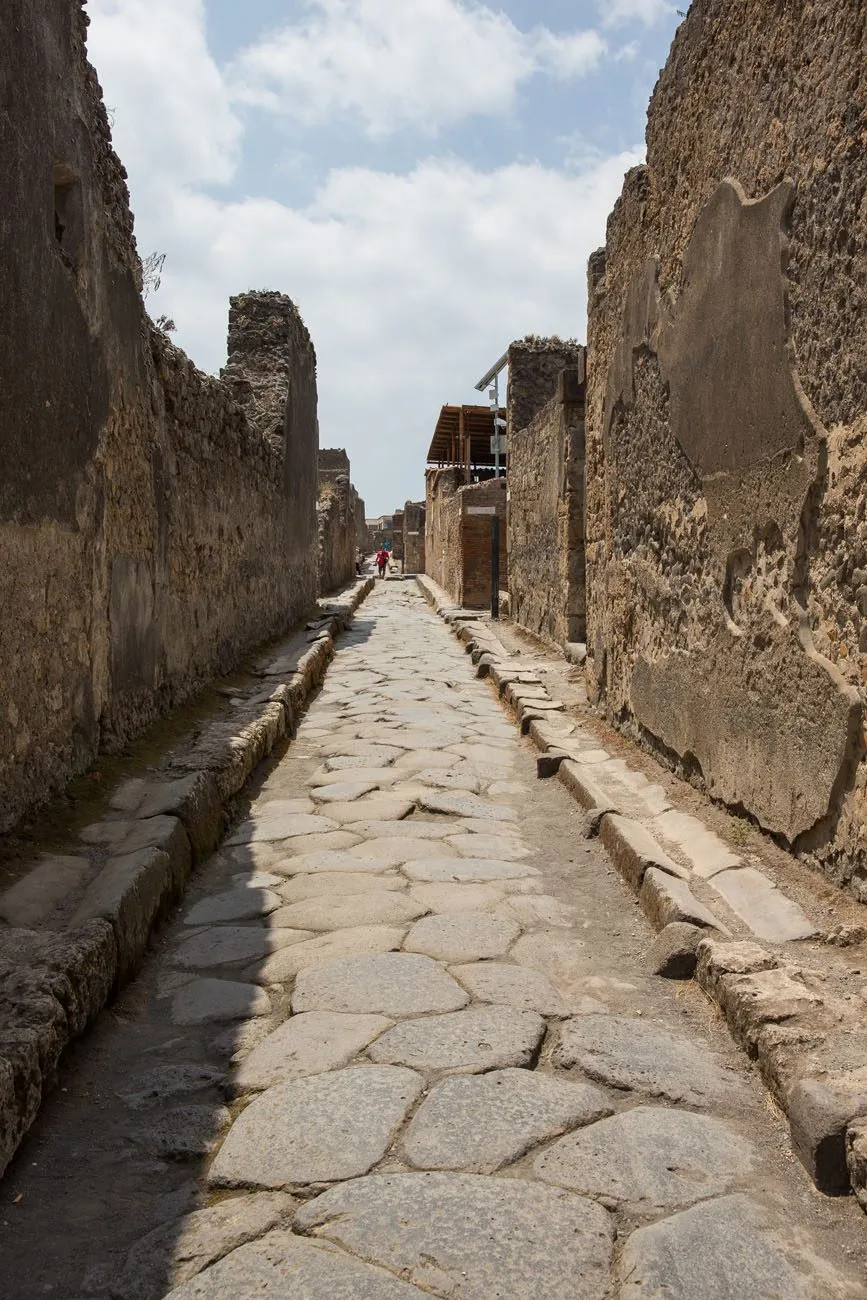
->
391 511 405 564
425 472 506 606
317 450 356 594
355 495 368 552
0 0 319 832
585 0 867 895
507 337 586 442
403 501 426 575
508 365 586 646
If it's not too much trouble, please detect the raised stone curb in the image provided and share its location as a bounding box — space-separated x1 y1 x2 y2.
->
419 575 867 1203
0 576 374 1179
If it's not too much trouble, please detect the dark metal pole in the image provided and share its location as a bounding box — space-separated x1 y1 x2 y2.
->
491 514 500 620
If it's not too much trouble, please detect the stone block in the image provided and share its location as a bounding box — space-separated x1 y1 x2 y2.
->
557 760 619 815
845 1118 867 1211
599 814 688 890
639 867 725 933
72 847 181 985
787 1076 867 1194
646 922 704 978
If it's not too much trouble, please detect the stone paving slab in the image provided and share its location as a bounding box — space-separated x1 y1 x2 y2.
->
616 1193 853 1300
403 911 521 962
233 1011 393 1091
535 1105 755 1209
446 833 531 861
401 857 540 883
409 881 508 914
343 818 464 840
171 926 313 970
419 791 518 821
553 1015 744 1107
249 926 408 982
276 871 406 902
271 890 426 931
208 1066 423 1189
171 979 272 1026
322 796 415 825
227 812 337 845
368 1004 546 1073
450 961 570 1015
309 780 379 803
403 1068 612 1172
270 849 397 875
162 1228 430 1299
708 866 817 942
294 1172 614 1300
291 951 470 1016
349 837 458 866
182 887 283 926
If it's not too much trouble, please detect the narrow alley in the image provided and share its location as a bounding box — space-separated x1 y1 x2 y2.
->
2 583 862 1299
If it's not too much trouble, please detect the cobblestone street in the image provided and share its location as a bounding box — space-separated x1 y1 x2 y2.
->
2 583 864 1299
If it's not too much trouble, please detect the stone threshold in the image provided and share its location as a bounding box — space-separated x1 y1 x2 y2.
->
416 573 867 1206
0 577 375 1178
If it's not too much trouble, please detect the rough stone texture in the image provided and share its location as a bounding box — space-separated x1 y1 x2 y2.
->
535 1106 754 1209
295 1172 614 1300
404 1069 611 1172
554 1015 742 1106
208 1066 423 1188
617 1194 843 1300
232 1011 393 1092
404 912 520 962
171 979 271 1026
584 0 867 892
0 855 93 927
845 1118 867 1212
401 857 538 883
368 1005 545 1073
639 867 724 933
450 961 569 1015
317 449 359 595
425 472 508 608
1 3 320 837
707 866 816 942
171 925 310 971
787 1074 867 1195
250 925 407 982
116 1193 296 1300
646 922 704 978
183 887 283 926
162 1228 429 1299
291 952 469 1016
508 363 587 645
133 1102 231 1159
272 890 425 931
402 499 426 575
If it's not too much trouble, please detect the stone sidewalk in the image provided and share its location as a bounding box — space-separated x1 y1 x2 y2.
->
2 582 864 1298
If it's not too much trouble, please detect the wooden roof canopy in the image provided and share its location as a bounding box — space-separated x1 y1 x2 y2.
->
426 404 507 469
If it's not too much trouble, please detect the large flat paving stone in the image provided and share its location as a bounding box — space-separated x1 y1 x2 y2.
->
309 780 379 803
404 912 520 962
208 1065 423 1189
323 796 416 825
274 830 362 854
401 857 539 883
511 932 595 999
171 926 313 970
403 1068 612 1172
394 749 463 771
271 849 396 875
451 961 569 1015
617 1193 847 1300
292 951 469 1016
447 833 531 861
294 1171 613 1300
553 1015 744 1107
272 890 426 931
117 1192 295 1300
182 887 283 926
162 1228 430 1299
233 1011 393 1091
227 812 338 845
369 1004 545 1073
497 894 575 929
343 818 463 840
277 871 406 902
409 881 507 913
708 866 817 942
250 926 407 982
171 978 272 1026
535 1106 755 1209
349 837 458 866
420 792 518 822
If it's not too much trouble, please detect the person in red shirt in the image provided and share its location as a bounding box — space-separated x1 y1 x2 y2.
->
376 548 389 578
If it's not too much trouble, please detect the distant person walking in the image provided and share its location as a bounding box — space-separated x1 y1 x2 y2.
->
376 548 389 579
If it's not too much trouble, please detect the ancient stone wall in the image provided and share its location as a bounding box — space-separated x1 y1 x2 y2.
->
317 450 357 594
355 495 368 552
508 365 586 646
0 0 319 833
391 510 405 564
585 0 867 895
507 337 586 443
403 501 426 575
425 472 507 607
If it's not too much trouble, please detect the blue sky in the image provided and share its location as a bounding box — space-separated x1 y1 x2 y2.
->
86 1 685 514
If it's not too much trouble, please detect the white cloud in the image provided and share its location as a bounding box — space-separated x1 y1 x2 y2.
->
87 0 241 187
144 152 639 512
231 0 606 136
84 0 639 512
599 0 679 27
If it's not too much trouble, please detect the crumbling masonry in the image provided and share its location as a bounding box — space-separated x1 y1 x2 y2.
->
584 0 867 896
0 0 326 834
